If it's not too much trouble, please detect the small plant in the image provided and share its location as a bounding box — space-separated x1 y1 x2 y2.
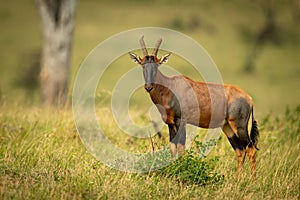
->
156 137 224 186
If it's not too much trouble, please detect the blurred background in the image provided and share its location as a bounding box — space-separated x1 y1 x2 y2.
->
0 0 299 116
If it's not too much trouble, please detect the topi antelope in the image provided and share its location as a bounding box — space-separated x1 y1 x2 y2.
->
129 36 259 178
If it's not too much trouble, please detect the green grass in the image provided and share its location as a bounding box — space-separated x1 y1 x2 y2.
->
0 104 299 199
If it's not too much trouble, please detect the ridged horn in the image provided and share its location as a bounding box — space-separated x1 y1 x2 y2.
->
152 38 162 56
139 36 148 56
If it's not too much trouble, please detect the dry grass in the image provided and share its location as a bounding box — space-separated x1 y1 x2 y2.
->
0 105 299 199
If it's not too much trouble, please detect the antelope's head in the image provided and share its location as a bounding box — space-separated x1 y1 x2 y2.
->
129 36 171 92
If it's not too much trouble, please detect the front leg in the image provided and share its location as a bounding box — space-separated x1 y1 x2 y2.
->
168 124 177 156
168 119 186 156
176 119 186 156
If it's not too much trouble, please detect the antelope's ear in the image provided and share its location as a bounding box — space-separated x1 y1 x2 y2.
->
159 53 172 64
129 52 142 64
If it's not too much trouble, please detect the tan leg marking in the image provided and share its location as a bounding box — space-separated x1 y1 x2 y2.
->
246 146 257 179
228 119 239 138
222 123 235 138
236 148 246 175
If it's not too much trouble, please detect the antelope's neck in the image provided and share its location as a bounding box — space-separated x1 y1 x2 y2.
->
154 70 171 86
148 70 172 105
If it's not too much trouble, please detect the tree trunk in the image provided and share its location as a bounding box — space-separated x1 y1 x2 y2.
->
36 0 76 107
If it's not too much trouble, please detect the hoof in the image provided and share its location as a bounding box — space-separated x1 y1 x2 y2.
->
177 144 185 156
170 143 177 156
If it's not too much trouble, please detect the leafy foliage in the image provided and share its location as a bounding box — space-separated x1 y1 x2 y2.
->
156 137 224 186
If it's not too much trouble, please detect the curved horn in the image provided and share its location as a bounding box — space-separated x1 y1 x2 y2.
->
152 38 162 56
139 36 148 56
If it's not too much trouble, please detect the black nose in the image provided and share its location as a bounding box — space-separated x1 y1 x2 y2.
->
144 83 154 92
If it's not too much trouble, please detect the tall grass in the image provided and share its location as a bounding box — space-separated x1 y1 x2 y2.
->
0 105 299 199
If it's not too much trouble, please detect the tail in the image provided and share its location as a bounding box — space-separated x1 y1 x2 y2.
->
250 107 259 150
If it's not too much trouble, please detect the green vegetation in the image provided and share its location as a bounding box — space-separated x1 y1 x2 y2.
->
156 139 224 186
0 0 300 199
0 105 299 199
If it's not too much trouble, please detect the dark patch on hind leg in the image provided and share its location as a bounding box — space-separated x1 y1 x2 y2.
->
228 134 245 150
237 127 251 148
222 123 244 150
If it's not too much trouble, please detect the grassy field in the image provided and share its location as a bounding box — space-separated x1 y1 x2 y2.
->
0 0 300 199
0 104 299 199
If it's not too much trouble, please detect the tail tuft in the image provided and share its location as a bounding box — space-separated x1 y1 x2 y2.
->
250 120 259 150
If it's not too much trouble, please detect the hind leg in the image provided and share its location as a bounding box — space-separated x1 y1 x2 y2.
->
229 119 252 174
222 123 246 175
227 99 257 178
246 146 257 179
229 118 257 179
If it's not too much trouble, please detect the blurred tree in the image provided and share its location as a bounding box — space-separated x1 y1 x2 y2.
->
291 0 300 22
244 0 278 73
36 0 76 107
243 0 300 73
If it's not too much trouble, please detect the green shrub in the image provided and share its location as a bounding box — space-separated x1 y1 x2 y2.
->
155 138 224 186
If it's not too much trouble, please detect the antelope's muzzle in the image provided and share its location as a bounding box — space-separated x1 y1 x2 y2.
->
144 83 154 92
